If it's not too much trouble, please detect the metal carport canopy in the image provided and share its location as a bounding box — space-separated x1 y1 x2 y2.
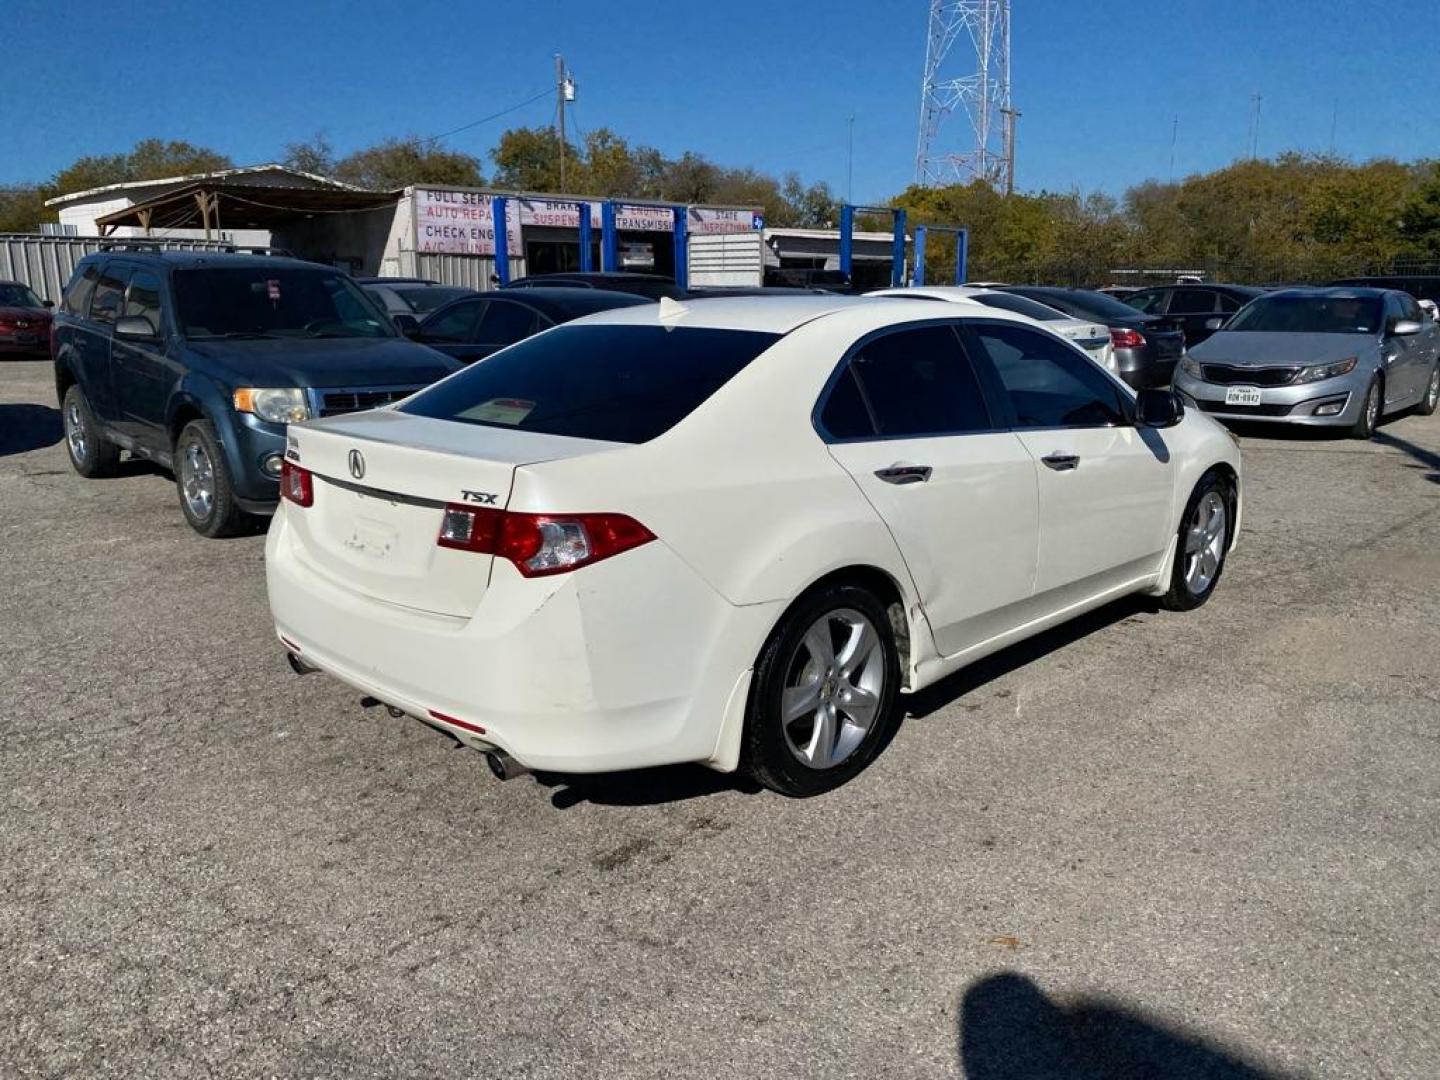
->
93 182 401 236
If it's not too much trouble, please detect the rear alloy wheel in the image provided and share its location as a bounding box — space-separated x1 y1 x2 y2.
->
743 582 901 797
174 419 249 538
1161 471 1234 612
62 384 119 478
1416 365 1439 417
1351 376 1382 439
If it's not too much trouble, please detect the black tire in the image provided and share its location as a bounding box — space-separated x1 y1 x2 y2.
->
61 384 120 478
174 419 249 538
1416 364 1439 417
1160 470 1235 612
741 581 901 797
1351 375 1382 439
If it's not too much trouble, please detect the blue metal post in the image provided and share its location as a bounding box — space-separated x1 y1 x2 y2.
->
672 206 688 292
600 201 618 272
890 209 907 288
839 204 854 278
956 227 969 285
577 202 594 272
912 226 927 287
491 196 510 286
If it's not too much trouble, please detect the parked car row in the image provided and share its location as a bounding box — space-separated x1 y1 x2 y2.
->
41 250 1439 798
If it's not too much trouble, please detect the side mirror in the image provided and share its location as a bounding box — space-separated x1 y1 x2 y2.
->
393 313 421 338
1134 387 1184 428
42 299 54 309
1204 316 1225 330
1391 319 1422 337
113 315 158 341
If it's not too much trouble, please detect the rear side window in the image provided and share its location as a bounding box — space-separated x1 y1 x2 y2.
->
90 265 128 325
399 324 779 444
819 324 992 439
62 264 100 316
1217 293 1243 313
422 300 485 343
475 299 541 346
1171 288 1218 313
1126 289 1167 314
970 322 1128 429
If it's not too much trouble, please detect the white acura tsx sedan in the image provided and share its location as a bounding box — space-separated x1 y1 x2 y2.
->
266 296 1240 796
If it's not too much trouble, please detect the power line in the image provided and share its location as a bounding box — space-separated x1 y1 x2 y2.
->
426 88 553 146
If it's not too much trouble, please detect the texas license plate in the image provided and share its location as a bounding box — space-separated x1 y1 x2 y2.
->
1224 386 1263 407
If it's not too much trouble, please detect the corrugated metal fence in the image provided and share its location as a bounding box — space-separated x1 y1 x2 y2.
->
0 234 235 303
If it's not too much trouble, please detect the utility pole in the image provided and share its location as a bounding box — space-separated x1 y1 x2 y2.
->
1169 115 1178 183
1248 93 1262 160
1000 105 1019 195
1328 99 1337 156
555 54 576 190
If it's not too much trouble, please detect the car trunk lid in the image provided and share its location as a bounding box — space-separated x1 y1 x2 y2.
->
284 410 620 616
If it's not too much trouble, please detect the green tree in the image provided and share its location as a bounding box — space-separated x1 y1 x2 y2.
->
0 186 50 232
335 136 484 191
489 126 574 193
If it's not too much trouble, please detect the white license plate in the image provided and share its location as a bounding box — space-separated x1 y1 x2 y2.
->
1224 386 1263 407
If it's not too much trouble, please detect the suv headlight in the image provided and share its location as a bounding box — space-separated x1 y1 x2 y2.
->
1293 356 1358 384
1180 356 1204 379
233 387 312 424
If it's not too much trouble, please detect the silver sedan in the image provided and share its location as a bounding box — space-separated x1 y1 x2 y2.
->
1175 288 1440 438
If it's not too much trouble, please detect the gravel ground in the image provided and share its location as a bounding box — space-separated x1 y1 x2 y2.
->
2 357 1437 1079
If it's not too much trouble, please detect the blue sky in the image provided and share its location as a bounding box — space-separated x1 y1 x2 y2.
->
3 0 1436 202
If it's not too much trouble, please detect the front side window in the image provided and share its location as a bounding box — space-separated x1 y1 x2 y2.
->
1217 293 1243 313
971 322 1128 429
819 324 992 439
124 270 164 332
1126 289 1167 314
400 324 779 444
89 265 129 325
172 267 392 340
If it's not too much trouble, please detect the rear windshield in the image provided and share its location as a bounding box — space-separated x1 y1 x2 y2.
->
174 267 393 340
393 286 475 313
1226 295 1381 334
1021 289 1144 321
399 324 779 443
970 292 1066 321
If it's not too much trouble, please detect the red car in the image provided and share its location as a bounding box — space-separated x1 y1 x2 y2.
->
0 280 54 358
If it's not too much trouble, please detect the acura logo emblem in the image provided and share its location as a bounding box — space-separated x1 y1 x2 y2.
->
348 449 365 480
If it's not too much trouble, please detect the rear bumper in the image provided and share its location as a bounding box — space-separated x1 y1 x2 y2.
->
1113 347 1178 390
265 506 781 774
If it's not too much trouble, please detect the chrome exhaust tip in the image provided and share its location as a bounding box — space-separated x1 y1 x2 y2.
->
286 651 317 676
483 749 530 782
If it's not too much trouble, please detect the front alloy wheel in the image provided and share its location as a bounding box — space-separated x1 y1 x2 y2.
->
743 582 901 797
1417 365 1439 417
1161 471 1234 611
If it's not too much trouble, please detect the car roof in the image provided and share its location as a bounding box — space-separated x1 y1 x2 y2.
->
565 294 1042 335
1263 286 1389 300
355 277 439 285
867 286 993 300
80 251 326 272
424 287 650 322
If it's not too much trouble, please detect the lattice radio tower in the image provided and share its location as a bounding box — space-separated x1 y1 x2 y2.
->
915 0 1013 190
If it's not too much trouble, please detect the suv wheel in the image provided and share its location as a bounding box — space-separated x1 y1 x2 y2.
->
175 419 248 538
742 582 901 797
62 384 120 477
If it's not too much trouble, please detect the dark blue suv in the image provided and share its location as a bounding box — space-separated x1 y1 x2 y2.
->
53 251 460 536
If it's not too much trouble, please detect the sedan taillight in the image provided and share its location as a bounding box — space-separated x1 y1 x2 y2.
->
1110 327 1147 349
280 461 313 507
437 505 655 577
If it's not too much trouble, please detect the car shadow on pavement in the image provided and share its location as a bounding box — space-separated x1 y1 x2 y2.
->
0 403 62 457
959 972 1293 1079
1372 428 1440 484
904 594 1156 720
533 764 762 809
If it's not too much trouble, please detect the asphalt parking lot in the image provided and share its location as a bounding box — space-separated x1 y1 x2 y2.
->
2 357 1437 1079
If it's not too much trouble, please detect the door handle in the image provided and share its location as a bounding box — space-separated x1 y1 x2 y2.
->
874 464 933 485
1041 453 1080 471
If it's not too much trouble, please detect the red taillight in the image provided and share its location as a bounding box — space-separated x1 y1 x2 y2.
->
280 461 313 507
437 505 655 576
1110 327 1146 349
0 318 15 331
